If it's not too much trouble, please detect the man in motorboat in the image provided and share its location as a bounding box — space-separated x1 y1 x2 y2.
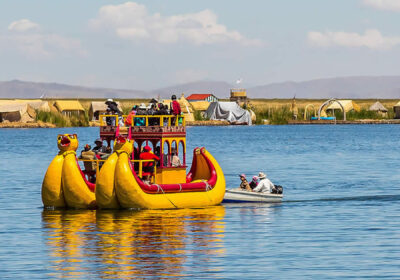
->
238 174 252 191
252 172 284 194
253 172 276 193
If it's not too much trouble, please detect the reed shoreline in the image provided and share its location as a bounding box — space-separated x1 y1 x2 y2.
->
4 119 400 128
2 98 399 127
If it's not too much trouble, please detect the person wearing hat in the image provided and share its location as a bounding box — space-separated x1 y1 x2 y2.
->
92 138 107 155
253 172 275 193
139 145 160 183
105 98 121 114
238 174 252 191
79 144 97 183
249 176 259 190
105 98 122 126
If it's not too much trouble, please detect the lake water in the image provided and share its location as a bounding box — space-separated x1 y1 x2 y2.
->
1 125 400 279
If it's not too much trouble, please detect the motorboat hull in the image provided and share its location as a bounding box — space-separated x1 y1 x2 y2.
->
223 189 283 203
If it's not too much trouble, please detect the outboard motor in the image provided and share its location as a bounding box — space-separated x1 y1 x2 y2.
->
272 185 283 194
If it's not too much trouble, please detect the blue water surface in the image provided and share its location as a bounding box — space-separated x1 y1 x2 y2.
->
0 125 400 279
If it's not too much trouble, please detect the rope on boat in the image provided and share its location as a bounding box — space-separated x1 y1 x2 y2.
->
154 184 178 208
178 184 182 192
202 180 213 203
203 180 212 191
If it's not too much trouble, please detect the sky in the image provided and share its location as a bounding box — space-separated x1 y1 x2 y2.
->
1 0 400 90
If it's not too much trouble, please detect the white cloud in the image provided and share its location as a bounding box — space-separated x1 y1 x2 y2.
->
3 19 86 59
363 0 400 11
8 19 40 32
307 29 400 50
89 2 262 46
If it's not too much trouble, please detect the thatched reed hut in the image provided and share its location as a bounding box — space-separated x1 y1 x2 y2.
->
326 100 360 113
393 101 400 119
53 100 84 116
0 101 36 123
369 101 388 117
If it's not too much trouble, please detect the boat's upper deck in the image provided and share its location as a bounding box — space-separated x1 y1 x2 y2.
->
99 114 186 140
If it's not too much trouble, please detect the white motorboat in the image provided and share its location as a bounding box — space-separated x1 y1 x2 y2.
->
223 188 283 203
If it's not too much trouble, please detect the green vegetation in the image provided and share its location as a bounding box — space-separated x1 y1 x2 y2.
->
268 106 293 125
332 109 393 120
253 105 394 125
253 106 295 125
193 110 209 121
35 110 89 127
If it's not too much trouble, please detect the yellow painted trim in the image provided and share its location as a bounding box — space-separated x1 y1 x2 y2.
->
42 154 66 207
114 148 225 209
62 151 96 209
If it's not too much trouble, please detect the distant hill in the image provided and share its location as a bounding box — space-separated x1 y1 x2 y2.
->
1 76 400 99
248 76 400 99
0 80 147 99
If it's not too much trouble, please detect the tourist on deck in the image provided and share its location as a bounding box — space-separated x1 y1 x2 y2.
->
105 108 114 126
171 149 181 167
92 138 107 156
249 176 259 190
139 146 160 183
156 104 170 126
238 174 252 191
79 144 97 183
80 144 95 160
105 99 121 126
148 103 160 126
105 98 121 115
253 172 275 193
158 104 169 115
134 104 147 126
170 95 181 125
147 103 157 115
124 106 137 126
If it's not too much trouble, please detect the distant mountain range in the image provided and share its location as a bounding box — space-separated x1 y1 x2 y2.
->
1 76 400 99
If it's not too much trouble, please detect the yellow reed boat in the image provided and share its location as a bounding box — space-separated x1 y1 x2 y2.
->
42 114 226 209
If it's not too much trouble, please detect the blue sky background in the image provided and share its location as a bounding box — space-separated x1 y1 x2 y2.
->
1 0 399 89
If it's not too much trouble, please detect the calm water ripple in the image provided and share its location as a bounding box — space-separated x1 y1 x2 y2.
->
1 125 400 279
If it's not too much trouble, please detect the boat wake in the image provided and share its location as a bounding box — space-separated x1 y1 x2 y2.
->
285 194 400 203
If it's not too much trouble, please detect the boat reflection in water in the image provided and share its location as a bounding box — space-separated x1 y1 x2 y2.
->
42 206 225 278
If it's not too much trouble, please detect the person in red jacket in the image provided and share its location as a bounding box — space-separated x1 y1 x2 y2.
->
171 95 181 125
139 146 159 183
124 105 137 126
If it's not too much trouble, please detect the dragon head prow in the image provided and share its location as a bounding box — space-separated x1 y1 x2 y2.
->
113 135 133 155
57 134 79 152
